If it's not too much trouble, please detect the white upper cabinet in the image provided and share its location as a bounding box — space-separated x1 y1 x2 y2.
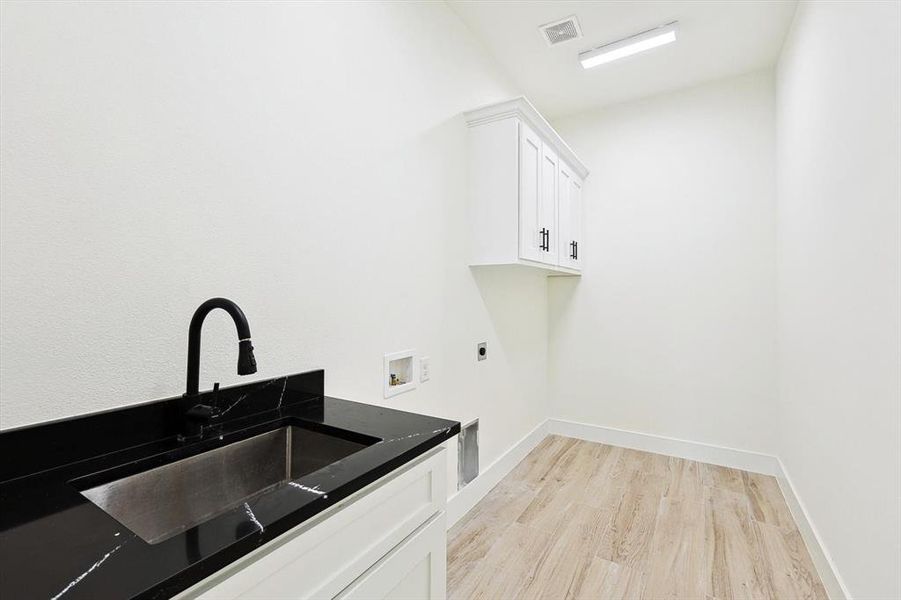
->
465 97 589 275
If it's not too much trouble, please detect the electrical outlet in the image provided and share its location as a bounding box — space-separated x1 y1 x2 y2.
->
477 342 487 361
420 357 431 382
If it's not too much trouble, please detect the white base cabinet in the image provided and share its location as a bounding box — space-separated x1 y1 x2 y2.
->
465 96 589 276
337 514 446 600
176 447 447 600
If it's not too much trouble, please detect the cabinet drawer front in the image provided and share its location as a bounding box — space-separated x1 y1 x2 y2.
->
188 447 446 600
336 512 447 600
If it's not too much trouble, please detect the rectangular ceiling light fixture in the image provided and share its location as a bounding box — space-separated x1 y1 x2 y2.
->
579 21 678 69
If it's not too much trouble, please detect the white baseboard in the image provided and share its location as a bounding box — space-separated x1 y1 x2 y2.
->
446 420 548 528
547 418 781 475
775 459 850 600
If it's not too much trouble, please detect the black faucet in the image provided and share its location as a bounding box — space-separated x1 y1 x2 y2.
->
182 297 257 439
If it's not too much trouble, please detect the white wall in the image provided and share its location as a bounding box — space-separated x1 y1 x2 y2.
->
549 70 779 455
776 2 901 598
0 1 549 491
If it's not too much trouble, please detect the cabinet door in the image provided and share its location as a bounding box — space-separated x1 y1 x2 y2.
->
336 514 447 600
518 121 544 263
557 164 582 270
570 176 583 268
539 144 559 264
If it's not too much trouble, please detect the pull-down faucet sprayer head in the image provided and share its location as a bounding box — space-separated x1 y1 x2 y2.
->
237 339 257 376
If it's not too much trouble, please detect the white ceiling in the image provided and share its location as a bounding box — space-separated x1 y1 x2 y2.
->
449 0 797 118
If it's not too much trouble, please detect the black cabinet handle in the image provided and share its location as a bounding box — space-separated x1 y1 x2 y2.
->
539 228 548 251
574 241 578 260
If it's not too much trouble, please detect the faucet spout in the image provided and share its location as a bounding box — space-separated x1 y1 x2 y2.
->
185 297 257 397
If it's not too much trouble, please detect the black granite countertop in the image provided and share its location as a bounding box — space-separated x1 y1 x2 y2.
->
0 370 459 600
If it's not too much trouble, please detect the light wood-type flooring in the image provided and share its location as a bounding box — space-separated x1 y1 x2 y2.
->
447 435 828 600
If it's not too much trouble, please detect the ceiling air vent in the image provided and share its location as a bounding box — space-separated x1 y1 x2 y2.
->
539 15 583 46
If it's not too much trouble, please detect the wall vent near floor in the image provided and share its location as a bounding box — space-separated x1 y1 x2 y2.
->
539 16 583 46
457 418 479 490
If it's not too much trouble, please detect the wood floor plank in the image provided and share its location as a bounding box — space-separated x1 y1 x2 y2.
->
743 471 796 531
506 435 579 490
754 521 829 600
447 436 827 600
516 439 605 533
595 467 665 569
448 522 554 600
519 502 613 599
662 456 704 504
643 496 707 599
446 479 536 592
582 446 630 508
566 440 614 487
704 486 771 600
569 557 646 600
628 447 669 478
702 463 747 494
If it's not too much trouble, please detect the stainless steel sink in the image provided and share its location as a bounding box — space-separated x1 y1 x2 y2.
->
81 426 374 544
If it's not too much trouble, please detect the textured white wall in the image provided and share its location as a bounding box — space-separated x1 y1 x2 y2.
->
0 1 549 490
548 70 779 454
776 2 901 597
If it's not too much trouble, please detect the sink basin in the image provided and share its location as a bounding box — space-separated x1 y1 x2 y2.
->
81 425 376 544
